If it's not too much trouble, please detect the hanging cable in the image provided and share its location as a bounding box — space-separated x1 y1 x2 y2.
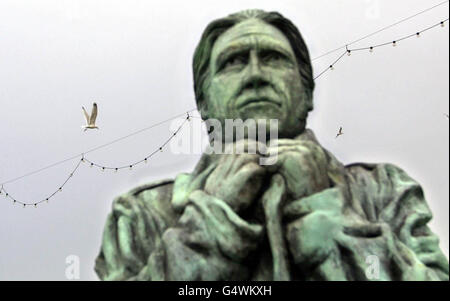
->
0 108 197 186
0 114 192 207
0 16 448 208
314 18 448 80
81 115 190 171
312 0 449 61
0 158 83 207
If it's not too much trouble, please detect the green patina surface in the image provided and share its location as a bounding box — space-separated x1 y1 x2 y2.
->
94 10 449 281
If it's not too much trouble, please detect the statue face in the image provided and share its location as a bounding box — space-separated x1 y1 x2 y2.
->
204 18 311 138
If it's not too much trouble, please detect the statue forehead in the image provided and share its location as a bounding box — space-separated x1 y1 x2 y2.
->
211 18 294 61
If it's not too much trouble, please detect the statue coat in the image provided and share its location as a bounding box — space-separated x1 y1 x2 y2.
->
94 130 449 281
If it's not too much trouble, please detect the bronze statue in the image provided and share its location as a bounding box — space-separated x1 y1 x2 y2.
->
94 10 448 281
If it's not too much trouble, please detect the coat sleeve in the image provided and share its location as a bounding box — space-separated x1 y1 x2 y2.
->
346 163 449 280
94 180 178 281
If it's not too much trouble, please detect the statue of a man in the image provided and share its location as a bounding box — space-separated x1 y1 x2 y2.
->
94 9 448 281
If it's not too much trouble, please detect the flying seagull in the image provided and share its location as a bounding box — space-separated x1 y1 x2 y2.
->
82 102 99 131
335 127 343 138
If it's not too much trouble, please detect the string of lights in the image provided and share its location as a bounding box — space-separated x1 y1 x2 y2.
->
314 50 348 80
0 109 197 186
0 112 192 208
311 0 449 61
81 114 189 172
1 16 448 208
314 18 448 80
0 159 82 208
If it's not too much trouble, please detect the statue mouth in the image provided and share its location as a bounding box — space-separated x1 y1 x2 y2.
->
238 96 281 109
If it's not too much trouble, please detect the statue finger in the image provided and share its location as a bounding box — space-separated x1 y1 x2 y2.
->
229 153 262 175
283 187 344 222
264 148 302 173
172 164 216 211
218 162 265 207
283 199 311 223
193 163 217 186
230 162 266 194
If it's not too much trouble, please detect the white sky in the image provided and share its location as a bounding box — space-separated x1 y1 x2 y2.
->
0 0 448 280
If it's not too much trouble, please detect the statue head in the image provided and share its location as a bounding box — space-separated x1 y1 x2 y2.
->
193 9 314 139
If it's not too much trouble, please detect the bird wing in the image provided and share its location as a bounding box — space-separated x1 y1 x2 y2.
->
90 103 98 124
82 106 90 124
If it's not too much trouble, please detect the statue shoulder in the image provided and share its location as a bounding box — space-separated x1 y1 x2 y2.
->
96 177 179 280
127 178 175 199
343 161 427 222
345 162 420 187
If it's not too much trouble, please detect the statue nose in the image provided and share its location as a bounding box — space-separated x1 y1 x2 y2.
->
245 50 268 90
248 50 262 77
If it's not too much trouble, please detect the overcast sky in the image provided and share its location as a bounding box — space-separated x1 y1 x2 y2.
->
0 0 448 280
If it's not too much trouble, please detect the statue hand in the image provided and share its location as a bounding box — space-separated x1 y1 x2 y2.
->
266 139 330 200
283 187 439 280
203 139 267 213
283 188 383 276
283 187 345 269
162 189 264 280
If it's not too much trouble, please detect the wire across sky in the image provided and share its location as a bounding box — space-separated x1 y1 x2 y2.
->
311 0 449 61
0 2 449 207
314 18 448 80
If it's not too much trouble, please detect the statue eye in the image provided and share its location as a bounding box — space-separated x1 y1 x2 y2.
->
223 54 247 70
261 51 284 63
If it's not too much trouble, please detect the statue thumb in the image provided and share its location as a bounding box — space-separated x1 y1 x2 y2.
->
171 164 216 212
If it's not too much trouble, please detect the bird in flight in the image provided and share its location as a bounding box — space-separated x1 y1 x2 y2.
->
335 127 344 138
82 102 99 131
445 113 449 119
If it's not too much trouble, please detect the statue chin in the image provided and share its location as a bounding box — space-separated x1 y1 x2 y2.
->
236 103 309 139
277 118 307 139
